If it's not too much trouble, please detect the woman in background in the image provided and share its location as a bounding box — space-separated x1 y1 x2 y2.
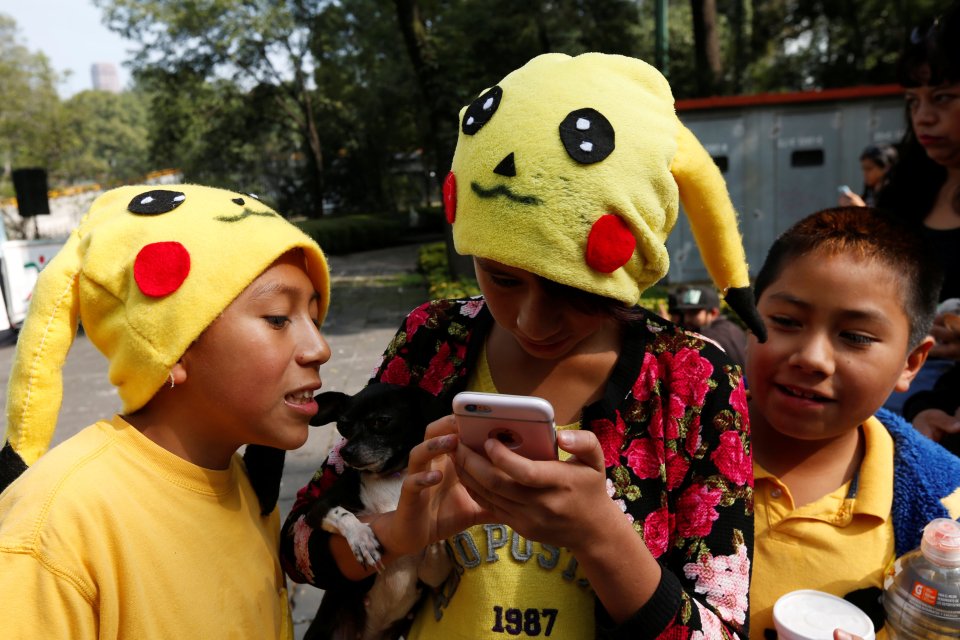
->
878 1 960 454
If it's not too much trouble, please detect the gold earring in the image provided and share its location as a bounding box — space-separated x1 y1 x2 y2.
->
168 372 176 389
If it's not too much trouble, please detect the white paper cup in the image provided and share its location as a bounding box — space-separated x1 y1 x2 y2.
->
773 589 876 640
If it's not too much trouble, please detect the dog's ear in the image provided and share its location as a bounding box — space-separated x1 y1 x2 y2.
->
311 391 351 426
242 445 286 516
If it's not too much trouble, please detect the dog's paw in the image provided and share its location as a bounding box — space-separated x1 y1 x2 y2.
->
322 507 383 569
349 526 384 570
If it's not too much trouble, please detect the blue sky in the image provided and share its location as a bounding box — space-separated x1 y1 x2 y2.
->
5 0 134 97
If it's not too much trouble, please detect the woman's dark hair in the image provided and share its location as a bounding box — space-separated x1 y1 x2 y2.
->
876 1 960 222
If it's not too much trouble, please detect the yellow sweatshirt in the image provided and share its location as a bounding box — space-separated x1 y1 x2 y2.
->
0 415 292 639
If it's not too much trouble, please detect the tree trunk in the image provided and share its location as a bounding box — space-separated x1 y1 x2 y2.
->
691 0 723 96
394 0 472 278
295 78 325 218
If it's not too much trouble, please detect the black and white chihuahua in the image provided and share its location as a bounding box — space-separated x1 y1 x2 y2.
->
302 383 453 640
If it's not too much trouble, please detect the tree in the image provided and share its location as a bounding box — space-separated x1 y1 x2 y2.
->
736 0 943 94
0 14 63 195
309 0 424 213
58 90 152 185
97 0 332 215
690 0 722 95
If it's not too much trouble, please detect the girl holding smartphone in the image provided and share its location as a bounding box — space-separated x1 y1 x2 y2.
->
282 53 761 639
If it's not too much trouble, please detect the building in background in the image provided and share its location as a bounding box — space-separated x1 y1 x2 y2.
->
90 62 120 93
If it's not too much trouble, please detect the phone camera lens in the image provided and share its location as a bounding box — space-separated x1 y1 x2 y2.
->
465 404 477 412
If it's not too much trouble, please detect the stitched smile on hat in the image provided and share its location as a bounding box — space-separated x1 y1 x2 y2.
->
470 181 542 206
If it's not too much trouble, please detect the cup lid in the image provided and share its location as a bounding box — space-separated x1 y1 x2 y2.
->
773 589 875 640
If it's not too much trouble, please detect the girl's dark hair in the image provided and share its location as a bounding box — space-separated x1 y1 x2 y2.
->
539 276 647 323
859 144 898 170
753 207 943 350
878 2 960 221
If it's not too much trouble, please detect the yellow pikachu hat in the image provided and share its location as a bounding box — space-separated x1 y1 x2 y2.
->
0 184 329 496
443 52 765 338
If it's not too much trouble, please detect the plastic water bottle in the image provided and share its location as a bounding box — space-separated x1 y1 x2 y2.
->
883 518 960 638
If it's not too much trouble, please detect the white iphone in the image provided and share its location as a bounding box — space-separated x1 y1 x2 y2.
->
453 391 557 461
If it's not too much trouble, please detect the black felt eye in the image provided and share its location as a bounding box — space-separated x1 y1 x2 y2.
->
128 190 187 215
462 86 503 135
232 197 245 206
559 108 615 164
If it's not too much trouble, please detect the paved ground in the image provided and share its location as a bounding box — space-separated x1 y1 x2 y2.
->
0 240 434 639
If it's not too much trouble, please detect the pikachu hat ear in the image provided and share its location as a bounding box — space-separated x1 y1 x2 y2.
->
0 228 84 490
671 124 766 341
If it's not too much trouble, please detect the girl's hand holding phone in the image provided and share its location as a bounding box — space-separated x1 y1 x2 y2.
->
385 415 487 555
453 415 612 550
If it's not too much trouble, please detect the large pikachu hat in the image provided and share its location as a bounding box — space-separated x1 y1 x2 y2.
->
0 184 329 496
443 52 765 338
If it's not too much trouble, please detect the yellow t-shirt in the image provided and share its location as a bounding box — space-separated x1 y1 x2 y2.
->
408 349 595 639
0 416 292 639
750 417 896 640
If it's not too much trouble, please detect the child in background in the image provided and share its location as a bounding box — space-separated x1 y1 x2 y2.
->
283 52 763 639
0 185 331 639
746 207 960 640
837 144 898 208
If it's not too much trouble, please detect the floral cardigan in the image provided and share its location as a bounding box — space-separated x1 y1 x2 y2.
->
281 298 754 640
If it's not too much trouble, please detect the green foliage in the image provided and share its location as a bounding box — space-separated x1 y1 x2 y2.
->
58 90 151 184
296 214 407 255
3 0 948 220
136 70 312 215
309 0 424 214
638 286 669 314
417 241 481 299
97 0 333 213
0 14 153 195
0 14 63 194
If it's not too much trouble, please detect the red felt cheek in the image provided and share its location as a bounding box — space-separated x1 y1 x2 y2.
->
443 171 457 223
585 214 636 273
134 241 191 297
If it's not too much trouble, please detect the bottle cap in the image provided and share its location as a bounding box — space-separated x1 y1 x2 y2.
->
773 589 876 640
920 518 960 567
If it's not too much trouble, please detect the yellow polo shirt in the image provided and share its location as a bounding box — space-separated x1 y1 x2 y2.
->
750 417 895 640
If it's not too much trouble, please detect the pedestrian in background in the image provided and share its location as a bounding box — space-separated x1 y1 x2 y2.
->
877 1 960 455
838 144 898 207
674 284 749 368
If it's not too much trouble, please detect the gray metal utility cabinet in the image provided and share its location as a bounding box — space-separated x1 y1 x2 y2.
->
667 85 905 284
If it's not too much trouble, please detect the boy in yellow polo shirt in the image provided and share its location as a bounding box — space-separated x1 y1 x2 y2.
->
745 207 960 640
